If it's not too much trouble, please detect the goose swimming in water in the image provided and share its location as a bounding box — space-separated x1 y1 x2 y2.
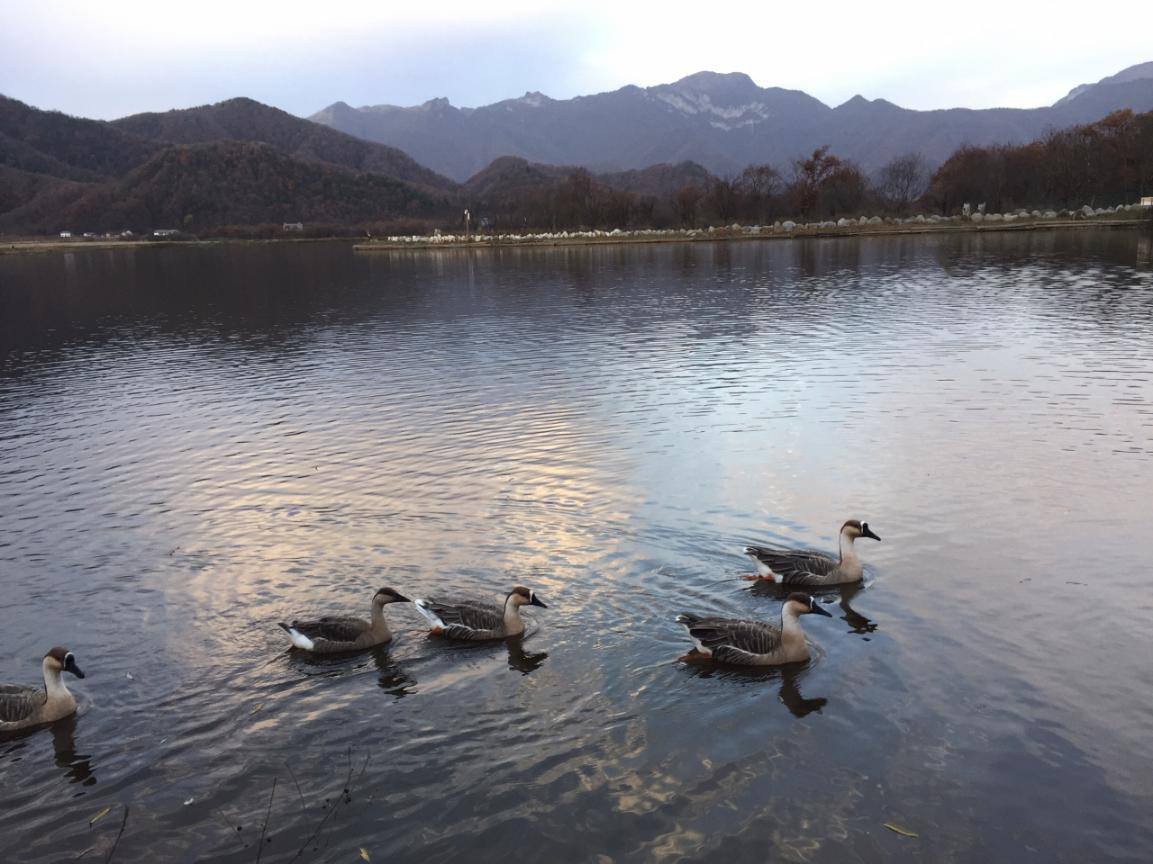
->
744 519 880 586
413 586 548 641
0 647 86 732
278 587 410 653
677 594 832 666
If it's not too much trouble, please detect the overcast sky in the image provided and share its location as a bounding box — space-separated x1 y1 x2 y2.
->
1 0 1148 120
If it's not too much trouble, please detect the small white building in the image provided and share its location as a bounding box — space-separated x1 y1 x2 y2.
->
1140 196 1153 207
153 229 179 237
282 222 303 232
59 231 72 238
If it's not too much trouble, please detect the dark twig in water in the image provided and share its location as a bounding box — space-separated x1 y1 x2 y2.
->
255 777 277 864
209 808 249 852
104 805 129 864
284 761 307 813
287 747 361 864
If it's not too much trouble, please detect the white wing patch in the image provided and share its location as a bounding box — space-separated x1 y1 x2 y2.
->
413 599 445 629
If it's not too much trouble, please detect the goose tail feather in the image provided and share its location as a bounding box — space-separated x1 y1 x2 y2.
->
278 622 315 651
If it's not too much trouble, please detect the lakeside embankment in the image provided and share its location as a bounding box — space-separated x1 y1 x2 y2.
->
0 235 348 257
2 207 1148 257
356 207 1150 252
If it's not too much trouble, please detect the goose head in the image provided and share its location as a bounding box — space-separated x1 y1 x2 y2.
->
45 646 85 679
373 587 411 606
508 586 548 609
785 593 833 618
841 519 881 542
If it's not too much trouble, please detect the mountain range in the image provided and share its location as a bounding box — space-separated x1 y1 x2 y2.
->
311 62 1153 181
2 61 1152 234
0 94 713 233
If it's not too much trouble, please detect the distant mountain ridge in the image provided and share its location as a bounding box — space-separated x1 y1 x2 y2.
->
1056 61 1153 106
111 98 456 193
0 92 718 233
0 95 160 182
462 156 713 202
0 94 455 233
311 62 1153 180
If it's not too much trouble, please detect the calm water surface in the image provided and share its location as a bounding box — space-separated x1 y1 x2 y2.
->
1 231 1152 862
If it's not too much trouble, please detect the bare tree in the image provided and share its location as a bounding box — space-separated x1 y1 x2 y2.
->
736 164 782 222
821 162 869 216
878 153 926 213
674 185 703 227
705 177 742 223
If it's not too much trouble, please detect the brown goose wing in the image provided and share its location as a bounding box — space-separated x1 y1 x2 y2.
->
680 615 783 664
0 684 44 725
291 616 370 645
425 599 504 638
745 546 837 586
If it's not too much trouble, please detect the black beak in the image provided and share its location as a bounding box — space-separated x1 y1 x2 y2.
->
65 658 86 679
531 595 548 608
811 603 833 618
862 524 881 541
393 593 411 603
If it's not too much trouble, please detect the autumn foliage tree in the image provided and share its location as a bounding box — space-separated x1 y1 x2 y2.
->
926 110 1153 213
789 146 841 217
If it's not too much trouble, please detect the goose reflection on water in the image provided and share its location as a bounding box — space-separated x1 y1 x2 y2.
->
371 648 418 699
285 643 418 699
48 713 96 786
749 579 877 635
0 712 97 787
504 635 549 675
679 659 828 718
426 627 550 677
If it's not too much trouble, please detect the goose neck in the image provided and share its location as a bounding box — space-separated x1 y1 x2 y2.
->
42 661 69 699
370 601 391 637
839 532 859 566
503 596 525 635
781 603 803 634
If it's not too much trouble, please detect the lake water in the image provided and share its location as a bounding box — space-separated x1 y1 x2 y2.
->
1 230 1152 863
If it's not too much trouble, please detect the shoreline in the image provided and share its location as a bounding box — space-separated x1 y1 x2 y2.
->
0 217 1146 257
0 235 353 256
353 217 1147 252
